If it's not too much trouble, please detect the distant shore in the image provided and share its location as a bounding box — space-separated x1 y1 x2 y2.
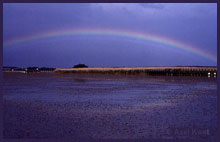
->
55 66 217 77
3 66 217 77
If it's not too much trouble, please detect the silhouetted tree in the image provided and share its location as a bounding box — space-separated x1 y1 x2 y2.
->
73 64 88 68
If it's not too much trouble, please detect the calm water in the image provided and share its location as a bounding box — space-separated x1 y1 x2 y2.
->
3 72 217 139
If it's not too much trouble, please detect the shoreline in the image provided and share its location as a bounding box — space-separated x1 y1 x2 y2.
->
54 66 217 77
3 66 217 77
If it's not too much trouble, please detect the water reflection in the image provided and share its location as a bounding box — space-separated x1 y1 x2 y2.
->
3 72 217 139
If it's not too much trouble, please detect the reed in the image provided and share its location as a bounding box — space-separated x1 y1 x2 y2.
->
55 66 217 77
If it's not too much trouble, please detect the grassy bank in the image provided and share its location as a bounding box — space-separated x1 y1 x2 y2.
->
55 66 217 77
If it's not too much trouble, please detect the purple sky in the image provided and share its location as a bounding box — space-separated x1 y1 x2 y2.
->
3 3 217 68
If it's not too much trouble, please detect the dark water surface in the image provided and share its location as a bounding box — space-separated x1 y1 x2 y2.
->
3 72 217 139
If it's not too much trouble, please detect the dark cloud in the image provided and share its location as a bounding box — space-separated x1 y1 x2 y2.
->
138 3 164 9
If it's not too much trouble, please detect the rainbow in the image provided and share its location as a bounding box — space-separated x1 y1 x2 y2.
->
3 28 217 62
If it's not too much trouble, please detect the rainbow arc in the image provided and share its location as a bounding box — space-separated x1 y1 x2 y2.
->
3 28 217 62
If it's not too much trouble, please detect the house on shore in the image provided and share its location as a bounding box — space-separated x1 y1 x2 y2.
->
3 66 25 72
25 67 40 73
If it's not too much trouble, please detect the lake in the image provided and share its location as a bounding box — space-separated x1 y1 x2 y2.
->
3 72 217 139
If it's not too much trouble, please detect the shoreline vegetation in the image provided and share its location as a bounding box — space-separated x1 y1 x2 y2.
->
3 66 217 77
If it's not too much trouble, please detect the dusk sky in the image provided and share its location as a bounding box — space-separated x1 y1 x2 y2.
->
3 3 217 68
